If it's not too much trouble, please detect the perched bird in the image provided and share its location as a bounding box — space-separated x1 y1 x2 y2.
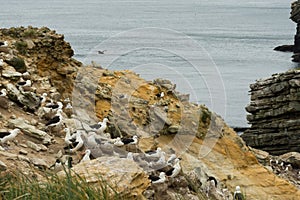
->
69 132 84 153
46 109 63 127
156 92 164 98
0 41 8 47
233 186 244 200
149 172 166 184
149 152 167 169
207 176 218 187
64 128 75 145
0 59 4 67
285 164 292 171
145 147 162 159
45 101 63 110
17 79 32 87
90 118 109 134
113 137 124 147
0 89 7 97
121 135 138 145
39 93 48 104
80 149 91 162
165 158 181 178
0 128 22 144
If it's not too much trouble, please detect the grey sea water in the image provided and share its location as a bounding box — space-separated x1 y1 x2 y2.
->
0 0 296 126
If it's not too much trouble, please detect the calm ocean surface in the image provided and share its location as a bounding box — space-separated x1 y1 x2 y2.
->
1 0 297 126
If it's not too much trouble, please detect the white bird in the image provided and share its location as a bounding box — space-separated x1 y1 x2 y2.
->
45 101 63 111
285 164 292 171
165 158 181 178
17 79 32 87
46 109 63 127
39 93 48 104
81 149 91 162
0 41 8 47
0 129 22 144
64 128 73 145
90 118 110 134
0 89 7 97
113 137 124 146
146 147 162 159
121 135 138 145
150 172 166 184
69 132 84 153
149 152 167 169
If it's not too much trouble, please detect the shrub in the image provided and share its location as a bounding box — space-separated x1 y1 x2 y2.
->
14 41 28 55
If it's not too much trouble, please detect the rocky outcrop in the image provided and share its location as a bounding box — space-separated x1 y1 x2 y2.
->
62 156 150 199
0 26 81 98
241 69 300 155
1 26 300 199
275 1 300 62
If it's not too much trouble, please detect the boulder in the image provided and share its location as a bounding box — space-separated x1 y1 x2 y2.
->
278 152 300 169
8 118 52 144
6 83 40 111
60 157 150 199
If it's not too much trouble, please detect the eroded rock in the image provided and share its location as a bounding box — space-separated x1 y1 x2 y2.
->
61 156 150 199
8 118 52 144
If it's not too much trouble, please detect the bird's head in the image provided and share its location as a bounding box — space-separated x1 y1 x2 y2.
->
103 118 110 123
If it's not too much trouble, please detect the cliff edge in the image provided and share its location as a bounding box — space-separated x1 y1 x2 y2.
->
0 26 299 200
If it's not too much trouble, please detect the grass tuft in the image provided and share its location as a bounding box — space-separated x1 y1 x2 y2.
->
0 168 122 200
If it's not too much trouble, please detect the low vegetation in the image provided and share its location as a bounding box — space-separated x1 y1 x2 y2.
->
0 169 122 200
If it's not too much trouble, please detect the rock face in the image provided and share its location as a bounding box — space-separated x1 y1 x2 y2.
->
275 1 300 62
62 156 150 199
242 69 300 155
1 26 300 200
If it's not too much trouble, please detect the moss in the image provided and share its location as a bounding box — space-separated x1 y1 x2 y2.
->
5 56 27 73
201 109 211 124
23 29 37 38
14 40 28 55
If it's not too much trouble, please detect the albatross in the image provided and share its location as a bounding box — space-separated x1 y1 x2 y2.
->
0 128 22 144
121 135 138 145
46 109 63 127
0 89 7 97
80 149 91 162
165 158 181 178
90 118 109 134
149 172 166 184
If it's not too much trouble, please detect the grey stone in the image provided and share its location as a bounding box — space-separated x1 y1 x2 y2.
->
6 83 40 111
31 157 49 169
26 141 42 152
8 118 52 144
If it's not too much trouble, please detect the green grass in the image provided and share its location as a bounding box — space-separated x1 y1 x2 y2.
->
0 168 122 200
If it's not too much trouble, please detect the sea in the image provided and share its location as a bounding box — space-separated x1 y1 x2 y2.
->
0 0 297 127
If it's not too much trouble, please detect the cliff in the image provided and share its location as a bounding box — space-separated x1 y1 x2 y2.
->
274 1 300 62
1 26 300 200
242 70 300 155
